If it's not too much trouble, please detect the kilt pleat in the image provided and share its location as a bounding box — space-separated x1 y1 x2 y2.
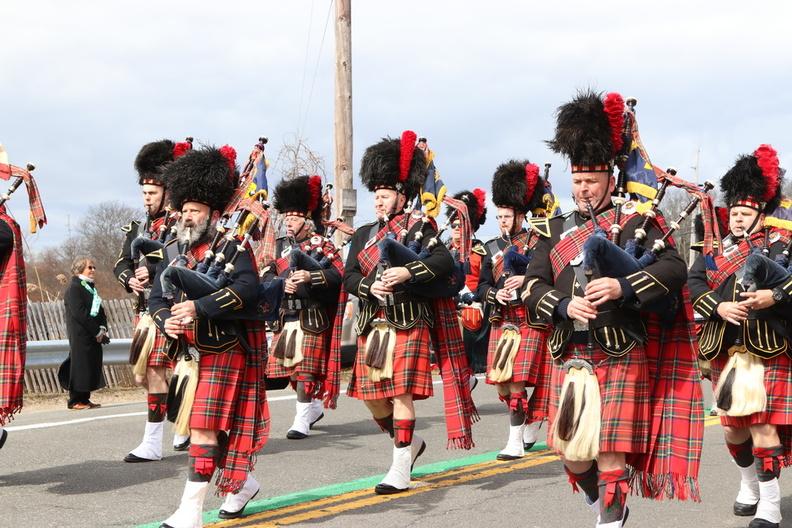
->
548 343 650 455
346 319 433 401
190 349 246 432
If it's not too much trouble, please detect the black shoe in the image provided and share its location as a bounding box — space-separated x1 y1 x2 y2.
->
0 429 7 450
374 483 408 495
748 519 779 528
286 429 308 440
623 507 630 526
173 438 190 452
123 452 159 463
310 412 324 429
469 376 479 392
218 489 260 519
496 453 523 461
523 441 536 451
734 500 759 516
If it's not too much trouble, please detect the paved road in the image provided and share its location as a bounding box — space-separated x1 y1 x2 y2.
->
1 379 790 528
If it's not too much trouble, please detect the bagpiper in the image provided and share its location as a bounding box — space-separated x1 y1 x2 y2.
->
447 188 489 377
343 131 476 495
148 145 269 527
0 145 46 450
689 145 792 528
118 138 193 462
264 175 343 439
523 90 703 527
477 161 554 461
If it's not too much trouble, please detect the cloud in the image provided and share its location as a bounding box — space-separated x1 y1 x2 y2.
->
2 0 791 249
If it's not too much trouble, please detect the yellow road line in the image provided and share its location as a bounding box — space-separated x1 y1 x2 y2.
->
211 452 552 527
234 455 559 527
216 416 722 527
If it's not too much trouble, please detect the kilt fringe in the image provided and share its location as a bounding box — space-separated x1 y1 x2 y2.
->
629 471 701 503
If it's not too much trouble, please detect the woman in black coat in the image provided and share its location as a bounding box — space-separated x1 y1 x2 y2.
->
62 256 109 409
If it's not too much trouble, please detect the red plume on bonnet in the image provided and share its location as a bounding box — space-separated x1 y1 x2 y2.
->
307 175 322 212
603 92 625 156
399 130 417 183
172 138 193 159
754 144 780 202
219 145 237 174
473 188 486 215
524 163 539 206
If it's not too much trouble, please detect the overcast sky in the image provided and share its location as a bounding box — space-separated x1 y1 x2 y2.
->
3 1 792 249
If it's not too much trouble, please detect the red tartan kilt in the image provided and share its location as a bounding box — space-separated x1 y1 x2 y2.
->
346 319 433 401
485 305 548 386
709 351 792 429
190 348 246 432
147 330 173 369
547 343 650 455
266 326 329 379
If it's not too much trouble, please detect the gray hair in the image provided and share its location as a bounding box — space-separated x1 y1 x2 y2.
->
71 256 95 276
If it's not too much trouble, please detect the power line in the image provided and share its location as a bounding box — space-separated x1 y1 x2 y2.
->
296 0 316 137
299 0 334 136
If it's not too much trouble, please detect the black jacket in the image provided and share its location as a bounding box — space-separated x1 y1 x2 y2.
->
523 206 687 358
63 276 107 391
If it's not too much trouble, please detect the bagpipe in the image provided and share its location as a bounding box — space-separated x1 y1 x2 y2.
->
576 98 715 320
713 249 792 417
0 163 32 207
377 198 468 301
158 206 282 319
128 210 180 369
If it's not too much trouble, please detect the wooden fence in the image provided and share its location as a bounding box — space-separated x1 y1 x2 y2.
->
25 298 139 395
26 298 136 341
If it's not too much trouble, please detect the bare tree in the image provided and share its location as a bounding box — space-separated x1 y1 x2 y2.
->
26 201 139 301
273 134 327 181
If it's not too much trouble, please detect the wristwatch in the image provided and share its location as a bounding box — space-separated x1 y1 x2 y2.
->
771 287 787 303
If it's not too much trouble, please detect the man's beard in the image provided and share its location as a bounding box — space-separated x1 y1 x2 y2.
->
176 216 211 247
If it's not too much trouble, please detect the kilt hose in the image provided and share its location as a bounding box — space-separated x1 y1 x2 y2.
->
346 318 434 401
189 324 270 494
548 343 650 455
485 305 551 422
266 326 330 379
709 350 792 466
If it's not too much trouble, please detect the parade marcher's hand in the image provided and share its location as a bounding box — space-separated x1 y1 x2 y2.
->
290 270 311 284
495 288 513 305
134 266 150 283
739 290 776 311
284 277 299 294
716 301 749 326
584 277 623 307
128 277 146 293
164 317 186 339
381 266 411 286
504 275 525 291
567 295 598 323
171 300 197 322
370 280 393 301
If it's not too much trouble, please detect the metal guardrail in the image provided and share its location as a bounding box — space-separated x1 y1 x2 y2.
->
26 339 132 369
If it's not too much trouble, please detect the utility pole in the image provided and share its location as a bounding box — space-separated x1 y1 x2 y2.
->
334 0 355 235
